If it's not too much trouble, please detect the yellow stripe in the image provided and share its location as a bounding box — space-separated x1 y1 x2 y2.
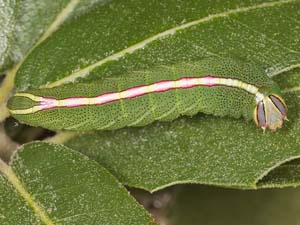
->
14 93 43 102
9 105 42 115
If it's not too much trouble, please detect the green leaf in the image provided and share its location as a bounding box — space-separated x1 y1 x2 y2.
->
14 0 300 90
0 0 67 72
0 142 156 225
0 0 15 71
257 159 300 188
168 185 300 225
7 0 300 190
0 0 108 72
63 69 300 191
63 60 300 192
64 89 300 191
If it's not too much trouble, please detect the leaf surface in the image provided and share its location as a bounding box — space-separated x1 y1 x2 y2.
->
0 0 108 72
14 0 300 90
0 142 156 225
64 68 300 191
64 90 300 191
0 0 15 71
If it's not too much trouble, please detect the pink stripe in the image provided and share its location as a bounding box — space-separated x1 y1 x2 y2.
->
96 92 119 104
39 98 57 110
37 76 221 110
180 78 198 88
125 86 147 98
154 80 174 92
39 105 57 110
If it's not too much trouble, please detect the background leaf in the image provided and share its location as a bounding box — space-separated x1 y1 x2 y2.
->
0 0 108 72
0 0 15 72
0 142 156 224
0 0 68 72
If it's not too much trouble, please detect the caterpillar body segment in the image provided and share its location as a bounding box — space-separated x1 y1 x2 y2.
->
8 58 287 131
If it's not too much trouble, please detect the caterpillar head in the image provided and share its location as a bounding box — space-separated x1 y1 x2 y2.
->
254 92 288 131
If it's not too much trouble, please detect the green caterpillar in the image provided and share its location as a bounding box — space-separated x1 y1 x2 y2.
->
8 57 287 131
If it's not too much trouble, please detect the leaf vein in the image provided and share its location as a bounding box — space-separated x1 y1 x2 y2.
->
230 17 300 55
0 159 55 225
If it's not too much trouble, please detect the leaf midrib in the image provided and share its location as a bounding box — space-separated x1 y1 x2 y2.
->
0 159 55 225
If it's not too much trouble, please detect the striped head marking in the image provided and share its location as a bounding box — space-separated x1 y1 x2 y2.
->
254 93 288 131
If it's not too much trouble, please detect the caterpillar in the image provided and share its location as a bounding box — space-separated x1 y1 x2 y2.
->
8 57 287 131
